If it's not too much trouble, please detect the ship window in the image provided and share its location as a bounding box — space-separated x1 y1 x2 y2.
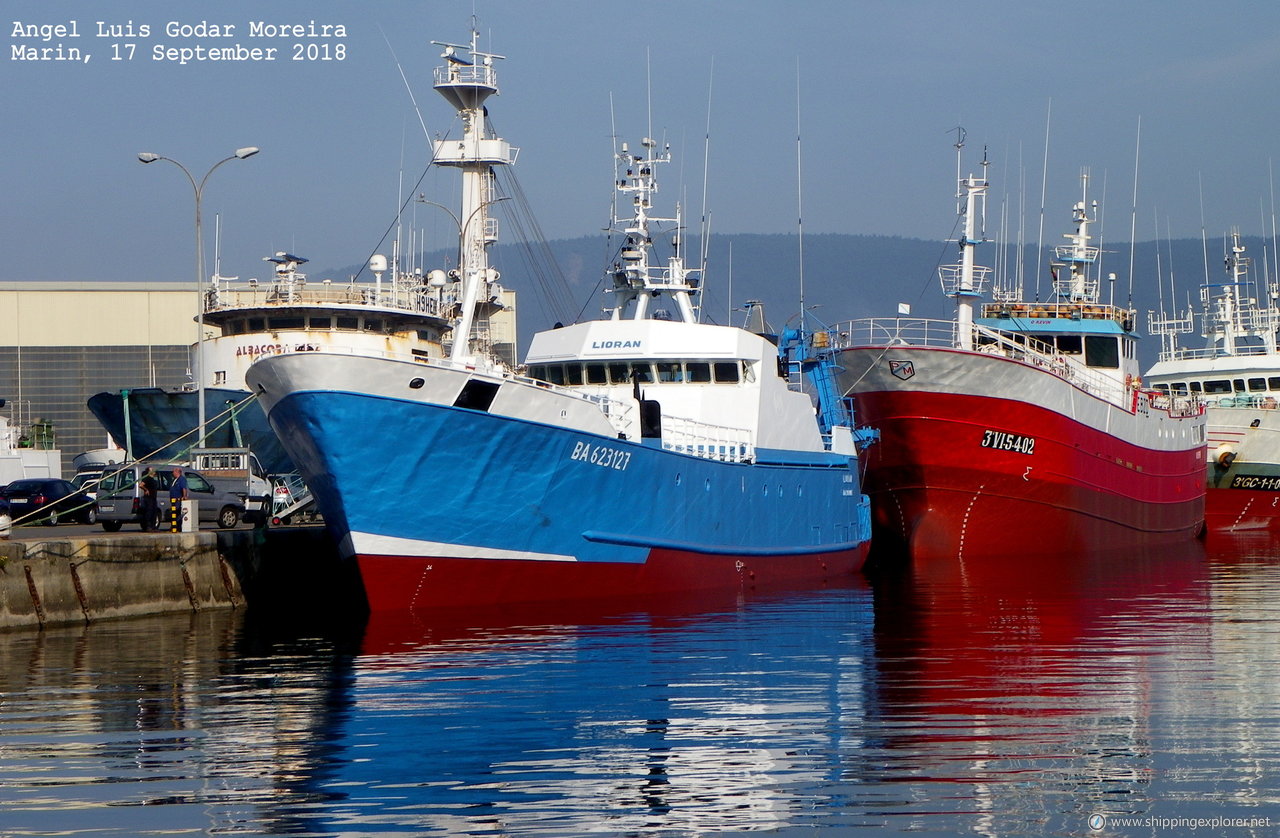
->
607 363 630 384
565 364 583 386
248 317 265 331
1234 379 1247 392
1171 383 1189 394
1084 336 1119 368
1190 381 1203 393
310 316 333 329
632 363 654 383
545 365 565 385
1154 384 1170 394
527 365 547 382
1055 335 1083 355
272 316 305 331
1203 380 1232 394
713 362 740 383
1271 377 1280 390
336 316 359 330
1249 378 1267 391
657 362 683 382
585 363 607 384
687 362 712 382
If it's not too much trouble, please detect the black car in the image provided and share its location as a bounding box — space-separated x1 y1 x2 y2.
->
1 478 97 525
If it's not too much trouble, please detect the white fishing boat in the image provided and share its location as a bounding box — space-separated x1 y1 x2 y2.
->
1147 230 1280 530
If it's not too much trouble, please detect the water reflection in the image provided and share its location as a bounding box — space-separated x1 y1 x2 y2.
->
0 539 1276 836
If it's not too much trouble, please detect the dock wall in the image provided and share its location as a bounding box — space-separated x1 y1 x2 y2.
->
0 527 362 630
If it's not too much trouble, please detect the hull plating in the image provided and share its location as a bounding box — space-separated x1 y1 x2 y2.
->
264 387 871 611
843 348 1205 562
87 388 292 473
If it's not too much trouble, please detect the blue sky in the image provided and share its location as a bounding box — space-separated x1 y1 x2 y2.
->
4 0 1280 285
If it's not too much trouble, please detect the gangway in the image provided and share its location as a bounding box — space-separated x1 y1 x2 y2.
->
269 473 322 525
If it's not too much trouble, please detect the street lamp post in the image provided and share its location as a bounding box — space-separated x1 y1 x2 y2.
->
137 147 259 451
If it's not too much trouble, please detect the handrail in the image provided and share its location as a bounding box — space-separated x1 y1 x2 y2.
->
826 316 1202 416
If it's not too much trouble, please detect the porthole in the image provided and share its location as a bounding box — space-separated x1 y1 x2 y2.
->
409 378 425 389
675 473 682 486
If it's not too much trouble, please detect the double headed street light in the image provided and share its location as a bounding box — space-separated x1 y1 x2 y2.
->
137 146 259 450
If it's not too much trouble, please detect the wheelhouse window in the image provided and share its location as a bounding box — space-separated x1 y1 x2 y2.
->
309 316 333 329
1055 335 1083 355
1084 335 1119 368
713 362 740 383
1203 380 1232 394
247 317 265 331
607 363 630 385
565 364 583 386
687 362 712 383
272 316 305 331
336 316 359 330
364 318 384 333
1249 378 1267 391
585 363 607 384
657 362 684 382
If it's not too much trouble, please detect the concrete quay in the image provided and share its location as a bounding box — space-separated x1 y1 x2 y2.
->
0 526 362 630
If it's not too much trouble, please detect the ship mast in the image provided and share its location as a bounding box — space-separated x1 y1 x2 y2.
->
607 138 700 322
431 28 516 364
939 136 990 350
1050 170 1101 304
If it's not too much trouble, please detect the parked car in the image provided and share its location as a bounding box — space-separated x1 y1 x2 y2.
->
70 469 106 500
0 478 97 525
95 463 246 532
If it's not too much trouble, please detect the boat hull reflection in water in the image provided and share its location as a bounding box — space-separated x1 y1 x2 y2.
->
0 540 1278 835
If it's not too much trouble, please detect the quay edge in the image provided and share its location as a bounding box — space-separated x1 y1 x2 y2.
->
0 527 362 630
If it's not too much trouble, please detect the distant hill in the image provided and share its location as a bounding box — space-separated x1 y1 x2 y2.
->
321 232 1277 369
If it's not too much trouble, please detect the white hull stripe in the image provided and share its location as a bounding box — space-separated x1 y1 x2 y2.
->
345 531 579 562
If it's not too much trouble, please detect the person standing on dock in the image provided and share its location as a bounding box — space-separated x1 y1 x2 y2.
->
170 467 188 501
168 467 189 531
139 467 159 532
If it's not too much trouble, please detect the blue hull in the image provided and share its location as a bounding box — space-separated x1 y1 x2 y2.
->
87 388 293 473
264 389 872 610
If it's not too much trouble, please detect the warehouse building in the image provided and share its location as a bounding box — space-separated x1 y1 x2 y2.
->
0 281 199 471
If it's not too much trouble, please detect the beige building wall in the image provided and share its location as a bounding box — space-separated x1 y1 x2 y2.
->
0 284 199 348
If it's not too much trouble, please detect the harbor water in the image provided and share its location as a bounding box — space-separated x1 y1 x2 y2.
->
0 534 1277 836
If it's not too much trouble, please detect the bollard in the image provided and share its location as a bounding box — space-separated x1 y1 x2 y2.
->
168 499 196 532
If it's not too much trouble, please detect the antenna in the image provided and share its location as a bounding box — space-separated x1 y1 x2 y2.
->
1126 116 1141 307
1270 158 1279 290
698 58 715 323
795 58 805 327
1035 99 1051 301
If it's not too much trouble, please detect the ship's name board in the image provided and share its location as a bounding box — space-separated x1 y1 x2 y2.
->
980 429 1036 455
235 343 317 358
590 340 642 350
1229 474 1280 492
